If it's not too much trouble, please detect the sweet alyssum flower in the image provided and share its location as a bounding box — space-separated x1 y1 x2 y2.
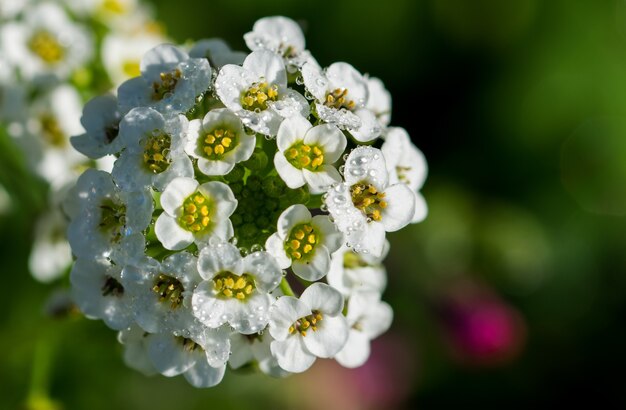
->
65 16 428 388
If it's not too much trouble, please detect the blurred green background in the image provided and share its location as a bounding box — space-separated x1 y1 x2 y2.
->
3 0 626 408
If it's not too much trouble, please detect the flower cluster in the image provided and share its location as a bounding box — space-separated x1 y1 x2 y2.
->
0 0 168 282
66 16 428 387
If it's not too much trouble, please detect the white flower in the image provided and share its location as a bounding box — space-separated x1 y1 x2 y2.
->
381 127 428 223
0 82 26 122
189 38 246 69
67 169 152 263
112 107 193 191
327 243 389 297
185 108 255 176
155 177 237 250
229 332 289 377
324 146 415 257
335 291 393 368
265 204 343 281
122 252 203 336
0 2 93 82
118 325 157 376
0 0 29 20
64 0 152 31
29 200 72 283
71 94 123 159
244 16 311 69
146 327 230 388
70 257 133 330
191 242 282 334
117 44 211 115
366 76 392 128
302 60 381 142
102 31 168 87
274 114 345 194
268 282 349 373
215 50 309 136
11 85 85 188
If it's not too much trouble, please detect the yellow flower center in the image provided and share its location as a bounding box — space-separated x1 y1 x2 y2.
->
40 114 66 147
152 69 182 101
350 183 387 222
28 31 65 65
288 310 323 337
201 128 238 160
101 0 126 14
122 60 141 78
212 272 255 300
343 251 370 269
99 198 126 242
143 131 171 174
152 273 185 309
179 192 213 234
285 142 324 171
324 88 355 110
241 81 279 111
101 276 124 297
284 223 319 261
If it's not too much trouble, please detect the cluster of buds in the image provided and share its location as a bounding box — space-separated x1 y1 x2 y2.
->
65 16 428 387
0 0 168 282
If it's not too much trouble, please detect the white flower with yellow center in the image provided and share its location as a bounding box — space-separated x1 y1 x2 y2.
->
324 146 415 257
70 257 133 330
335 291 393 368
244 16 311 69
229 332 289 377
118 44 211 115
274 114 346 194
215 50 309 136
366 76 392 128
381 127 428 223
67 169 152 262
189 38 246 69
155 177 237 250
191 243 282 334
0 2 93 82
302 60 381 142
71 94 122 159
112 107 193 191
185 108 255 176
268 282 349 373
122 252 203 336
327 243 389 297
146 326 230 388
265 204 343 281
102 31 169 88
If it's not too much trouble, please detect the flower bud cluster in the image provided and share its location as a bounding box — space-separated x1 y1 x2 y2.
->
66 16 428 387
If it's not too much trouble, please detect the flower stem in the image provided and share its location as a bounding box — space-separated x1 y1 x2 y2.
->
279 277 295 297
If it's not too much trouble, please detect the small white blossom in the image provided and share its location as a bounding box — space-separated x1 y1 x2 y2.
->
118 44 211 115
366 76 392 128
71 94 123 159
269 283 349 373
70 257 133 330
155 177 237 250
265 204 343 281
244 16 311 69
215 50 309 136
324 146 415 257
335 291 393 368
274 114 345 194
112 107 193 191
189 38 246 69
185 108 255 176
327 243 389 297
192 242 282 334
381 127 428 223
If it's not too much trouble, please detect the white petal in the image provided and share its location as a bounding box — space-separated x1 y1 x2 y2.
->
215 64 250 110
268 296 310 341
381 184 415 232
230 294 272 334
276 114 310 152
198 181 237 216
271 337 316 373
197 242 243 279
344 146 389 190
191 283 227 328
326 62 368 106
412 191 428 223
277 204 311 239
264 233 292 269
197 158 235 176
228 334 255 369
358 222 387 257
300 282 344 316
274 153 305 189
243 251 283 292
303 167 342 194
140 44 189 82
312 215 343 254
335 330 371 368
147 333 195 377
243 50 287 88
301 60 327 101
184 360 226 388
160 177 198 216
292 245 330 281
302 314 349 358
303 124 346 164
155 214 194 251
349 108 382 143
